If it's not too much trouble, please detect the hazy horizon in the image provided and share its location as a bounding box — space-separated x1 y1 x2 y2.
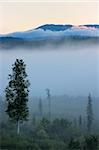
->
0 42 99 97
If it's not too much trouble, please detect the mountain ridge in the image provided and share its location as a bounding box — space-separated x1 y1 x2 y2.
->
0 24 99 49
1 24 99 36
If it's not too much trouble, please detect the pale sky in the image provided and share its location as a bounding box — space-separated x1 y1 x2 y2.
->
0 1 99 34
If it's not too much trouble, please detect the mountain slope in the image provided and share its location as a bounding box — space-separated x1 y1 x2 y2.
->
0 24 99 49
35 24 73 31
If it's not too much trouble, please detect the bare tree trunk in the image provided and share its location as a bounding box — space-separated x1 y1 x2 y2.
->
17 120 20 135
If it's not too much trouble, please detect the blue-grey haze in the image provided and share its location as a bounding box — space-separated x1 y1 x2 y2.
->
0 43 99 97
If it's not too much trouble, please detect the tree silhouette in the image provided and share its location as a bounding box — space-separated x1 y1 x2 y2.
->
78 115 82 128
87 93 93 133
5 59 30 134
46 89 51 121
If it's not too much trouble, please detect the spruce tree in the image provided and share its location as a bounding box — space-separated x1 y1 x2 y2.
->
5 59 30 134
87 93 93 133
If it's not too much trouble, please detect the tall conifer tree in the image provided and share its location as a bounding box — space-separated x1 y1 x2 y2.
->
87 93 93 133
5 59 30 134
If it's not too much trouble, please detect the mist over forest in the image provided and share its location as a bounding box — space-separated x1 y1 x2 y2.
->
0 32 99 149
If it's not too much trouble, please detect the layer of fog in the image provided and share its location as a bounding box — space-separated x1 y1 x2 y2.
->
0 43 99 97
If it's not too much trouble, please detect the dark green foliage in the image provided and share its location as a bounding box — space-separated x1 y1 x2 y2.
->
84 135 98 150
68 138 80 149
38 118 72 141
5 59 30 134
38 117 50 131
1 135 40 150
0 118 99 150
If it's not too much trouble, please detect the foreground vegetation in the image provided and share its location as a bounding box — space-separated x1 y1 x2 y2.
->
0 59 99 149
0 117 99 150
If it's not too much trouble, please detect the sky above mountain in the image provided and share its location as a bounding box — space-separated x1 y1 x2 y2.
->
0 1 99 34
